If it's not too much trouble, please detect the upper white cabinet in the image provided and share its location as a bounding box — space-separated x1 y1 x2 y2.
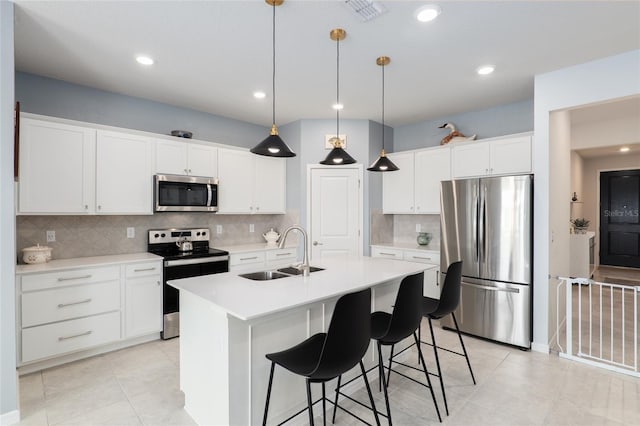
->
218 148 286 214
383 147 451 214
156 139 218 178
19 118 96 214
451 134 532 178
96 130 154 214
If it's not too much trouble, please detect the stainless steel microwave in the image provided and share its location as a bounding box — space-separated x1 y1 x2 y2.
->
154 174 218 212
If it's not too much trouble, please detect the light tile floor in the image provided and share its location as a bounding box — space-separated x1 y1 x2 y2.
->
16 319 640 426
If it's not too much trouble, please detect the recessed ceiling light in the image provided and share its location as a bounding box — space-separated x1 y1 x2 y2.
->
620 147 630 152
253 91 266 99
476 65 495 75
333 103 344 110
415 5 441 22
136 56 154 66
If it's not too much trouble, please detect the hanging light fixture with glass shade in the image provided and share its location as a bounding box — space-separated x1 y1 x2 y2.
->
367 56 399 172
250 0 296 158
320 28 356 166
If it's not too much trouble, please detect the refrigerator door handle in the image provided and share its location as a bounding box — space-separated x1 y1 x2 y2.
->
480 185 487 264
474 191 480 262
462 281 520 293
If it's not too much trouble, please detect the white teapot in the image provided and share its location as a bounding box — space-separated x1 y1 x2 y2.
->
263 228 280 245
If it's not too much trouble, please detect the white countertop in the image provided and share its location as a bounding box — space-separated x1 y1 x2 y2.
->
16 252 162 274
371 242 440 252
168 256 435 321
215 242 297 254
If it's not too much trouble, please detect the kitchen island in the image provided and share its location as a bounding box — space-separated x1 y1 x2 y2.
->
168 256 433 425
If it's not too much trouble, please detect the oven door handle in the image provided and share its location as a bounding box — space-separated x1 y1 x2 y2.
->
164 256 229 267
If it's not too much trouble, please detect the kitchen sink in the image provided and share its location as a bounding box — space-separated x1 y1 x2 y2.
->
239 271 291 281
276 266 325 275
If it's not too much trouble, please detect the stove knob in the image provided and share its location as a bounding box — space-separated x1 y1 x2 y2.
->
161 233 166 238
196 232 201 236
154 233 160 238
202 231 206 237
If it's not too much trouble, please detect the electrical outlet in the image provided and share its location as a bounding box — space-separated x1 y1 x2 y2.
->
249 224 255 233
416 224 421 232
46 230 56 242
127 227 135 238
216 225 223 234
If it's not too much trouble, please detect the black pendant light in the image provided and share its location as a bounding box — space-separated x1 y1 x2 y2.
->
367 56 399 172
251 0 296 158
320 28 356 166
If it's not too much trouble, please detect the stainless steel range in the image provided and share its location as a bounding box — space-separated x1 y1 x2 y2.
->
147 228 229 339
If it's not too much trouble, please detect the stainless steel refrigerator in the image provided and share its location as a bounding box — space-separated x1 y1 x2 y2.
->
440 174 533 348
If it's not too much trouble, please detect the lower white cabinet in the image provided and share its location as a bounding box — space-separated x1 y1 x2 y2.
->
371 246 441 299
16 255 162 369
124 261 162 338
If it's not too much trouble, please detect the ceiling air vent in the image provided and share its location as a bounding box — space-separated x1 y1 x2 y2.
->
344 0 387 22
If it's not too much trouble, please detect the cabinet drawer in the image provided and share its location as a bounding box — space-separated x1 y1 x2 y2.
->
371 247 404 260
403 251 440 265
230 251 266 267
21 311 121 363
21 280 120 328
125 261 162 278
21 266 120 292
266 248 297 262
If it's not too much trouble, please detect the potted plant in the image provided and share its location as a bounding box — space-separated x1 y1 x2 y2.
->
571 218 590 234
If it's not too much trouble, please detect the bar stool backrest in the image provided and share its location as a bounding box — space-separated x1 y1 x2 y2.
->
310 287 372 380
429 261 463 319
384 272 424 342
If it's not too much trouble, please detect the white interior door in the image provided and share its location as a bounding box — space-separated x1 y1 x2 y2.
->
308 166 362 260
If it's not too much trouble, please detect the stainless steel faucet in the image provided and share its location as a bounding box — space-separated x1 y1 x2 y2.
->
278 225 310 277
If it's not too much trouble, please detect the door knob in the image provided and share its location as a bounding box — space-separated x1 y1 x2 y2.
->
313 241 323 246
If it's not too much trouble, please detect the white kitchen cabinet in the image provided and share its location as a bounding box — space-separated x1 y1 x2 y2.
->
124 261 162 338
383 147 451 214
414 148 451 214
156 139 218 178
570 232 595 278
371 245 441 299
218 148 286 214
96 130 154 214
228 247 298 273
452 134 532 178
382 152 415 214
18 117 96 214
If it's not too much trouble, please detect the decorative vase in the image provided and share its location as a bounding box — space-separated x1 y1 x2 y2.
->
574 227 587 234
417 232 432 246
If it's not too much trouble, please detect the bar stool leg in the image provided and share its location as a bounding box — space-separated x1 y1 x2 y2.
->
359 360 382 426
322 382 327 426
306 379 315 426
331 375 341 423
377 341 393 425
414 332 442 423
385 344 395 386
452 313 476 385
262 362 275 426
428 318 448 416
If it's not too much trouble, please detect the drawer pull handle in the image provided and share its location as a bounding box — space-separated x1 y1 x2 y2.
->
58 330 92 341
276 253 292 257
412 256 432 260
380 252 396 256
58 298 92 308
134 267 156 272
240 256 259 261
57 274 92 282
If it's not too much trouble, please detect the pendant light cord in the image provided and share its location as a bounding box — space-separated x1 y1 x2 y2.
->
336 36 340 141
272 1 276 126
381 62 385 151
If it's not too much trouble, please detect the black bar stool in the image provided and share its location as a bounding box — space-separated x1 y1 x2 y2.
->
262 288 380 426
334 272 442 425
421 261 476 416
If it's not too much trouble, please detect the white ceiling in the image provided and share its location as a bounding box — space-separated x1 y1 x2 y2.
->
13 1 640 128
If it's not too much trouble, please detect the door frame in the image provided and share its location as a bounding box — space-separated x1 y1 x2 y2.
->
306 164 364 259
596 166 640 268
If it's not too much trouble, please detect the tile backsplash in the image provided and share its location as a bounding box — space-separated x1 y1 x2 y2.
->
370 210 440 248
16 211 298 262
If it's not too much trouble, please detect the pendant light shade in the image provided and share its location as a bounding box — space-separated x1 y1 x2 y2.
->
251 0 296 158
368 56 399 172
320 28 356 165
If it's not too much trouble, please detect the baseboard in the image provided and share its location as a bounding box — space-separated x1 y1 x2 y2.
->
530 341 550 354
0 409 20 425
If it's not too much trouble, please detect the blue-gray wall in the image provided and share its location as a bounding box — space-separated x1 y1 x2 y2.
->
394 98 533 151
16 72 267 148
1 1 17 420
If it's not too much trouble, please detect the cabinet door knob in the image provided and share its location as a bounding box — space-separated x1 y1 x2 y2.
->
188 169 192 174
255 206 260 211
313 241 323 246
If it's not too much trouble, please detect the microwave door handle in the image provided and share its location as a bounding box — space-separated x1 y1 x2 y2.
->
206 184 213 207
